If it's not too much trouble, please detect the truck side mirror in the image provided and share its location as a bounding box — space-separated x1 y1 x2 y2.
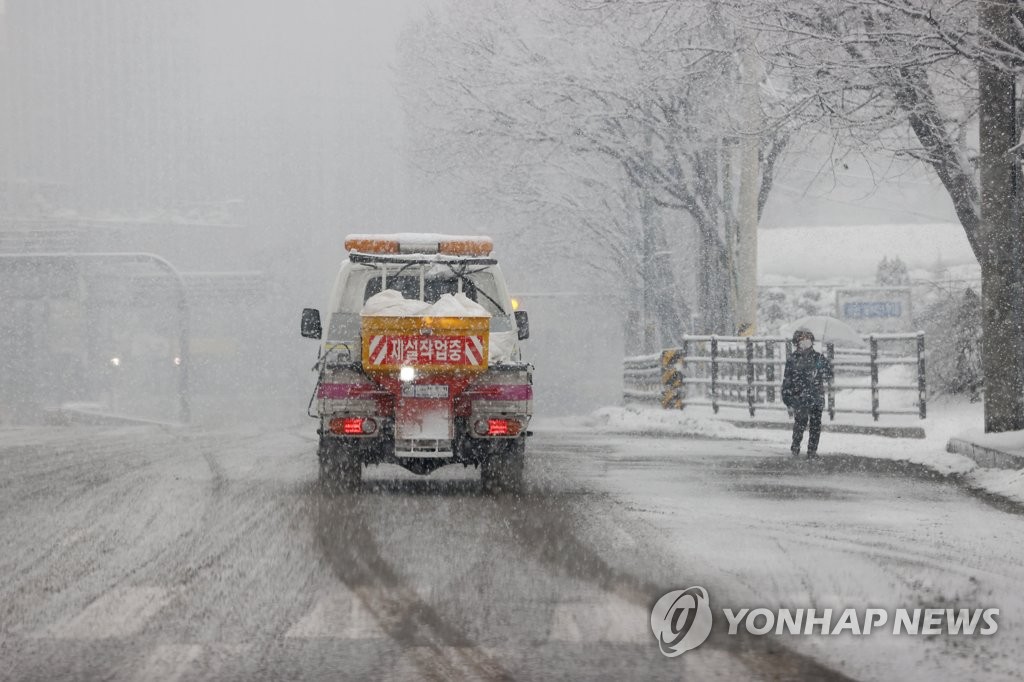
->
301 308 322 339
514 310 530 340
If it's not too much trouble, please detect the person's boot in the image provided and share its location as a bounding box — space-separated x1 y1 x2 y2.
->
790 447 800 457
807 450 818 459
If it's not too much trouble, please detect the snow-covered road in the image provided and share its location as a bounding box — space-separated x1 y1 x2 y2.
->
538 427 1024 681
0 423 1019 681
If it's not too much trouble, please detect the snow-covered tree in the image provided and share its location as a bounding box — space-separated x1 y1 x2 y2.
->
758 286 832 334
875 256 911 287
920 288 983 400
398 0 790 338
739 0 1024 431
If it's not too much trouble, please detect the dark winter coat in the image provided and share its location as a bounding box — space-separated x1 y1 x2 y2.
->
782 348 834 410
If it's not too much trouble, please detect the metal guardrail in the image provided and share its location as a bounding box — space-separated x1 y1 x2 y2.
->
623 333 926 421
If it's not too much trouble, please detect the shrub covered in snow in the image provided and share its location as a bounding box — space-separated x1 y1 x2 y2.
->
918 288 983 400
758 286 833 335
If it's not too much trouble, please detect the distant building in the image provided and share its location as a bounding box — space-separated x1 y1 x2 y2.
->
835 287 914 333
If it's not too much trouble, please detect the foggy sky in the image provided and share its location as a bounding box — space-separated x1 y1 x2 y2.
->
0 1 960 415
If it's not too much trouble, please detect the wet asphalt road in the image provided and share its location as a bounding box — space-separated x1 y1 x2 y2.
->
1 423 1010 681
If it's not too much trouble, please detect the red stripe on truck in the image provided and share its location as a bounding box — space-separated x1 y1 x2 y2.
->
317 383 385 399
467 384 533 401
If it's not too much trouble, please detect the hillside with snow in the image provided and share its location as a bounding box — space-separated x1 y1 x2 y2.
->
759 223 977 284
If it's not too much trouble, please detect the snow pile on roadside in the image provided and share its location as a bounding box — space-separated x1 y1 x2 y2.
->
578 400 1024 507
705 396 978 475
583 402 979 476
584 405 747 439
753 422 976 476
968 468 1024 505
0 425 155 449
953 426 1024 504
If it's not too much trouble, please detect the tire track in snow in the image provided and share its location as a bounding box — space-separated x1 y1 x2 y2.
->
519 436 859 682
311 489 513 681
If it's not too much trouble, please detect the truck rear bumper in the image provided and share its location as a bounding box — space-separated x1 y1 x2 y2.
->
394 438 454 458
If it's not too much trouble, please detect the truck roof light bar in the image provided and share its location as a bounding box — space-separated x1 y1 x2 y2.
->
347 253 497 266
345 234 493 257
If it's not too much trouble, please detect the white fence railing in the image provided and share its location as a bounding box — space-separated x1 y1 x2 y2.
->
623 333 926 421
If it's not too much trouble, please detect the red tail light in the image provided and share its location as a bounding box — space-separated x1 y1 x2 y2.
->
330 417 369 435
474 418 522 436
487 419 522 436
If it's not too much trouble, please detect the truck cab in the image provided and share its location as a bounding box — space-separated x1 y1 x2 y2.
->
301 234 532 491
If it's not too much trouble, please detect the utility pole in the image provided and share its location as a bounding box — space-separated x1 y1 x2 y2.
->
734 45 760 337
640 186 658 353
640 129 659 352
722 136 736 327
978 0 1024 432
0 0 10 187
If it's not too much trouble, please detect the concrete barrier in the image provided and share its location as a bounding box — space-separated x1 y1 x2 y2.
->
946 438 1024 470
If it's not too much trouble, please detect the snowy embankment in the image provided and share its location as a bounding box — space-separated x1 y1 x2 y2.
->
568 400 1024 507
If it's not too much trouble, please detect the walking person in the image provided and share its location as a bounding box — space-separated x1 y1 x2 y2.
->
782 328 834 458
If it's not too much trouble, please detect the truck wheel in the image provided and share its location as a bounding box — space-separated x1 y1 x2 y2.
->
481 439 525 494
318 440 362 492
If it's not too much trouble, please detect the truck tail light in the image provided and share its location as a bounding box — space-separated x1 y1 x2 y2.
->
474 418 521 436
330 417 377 435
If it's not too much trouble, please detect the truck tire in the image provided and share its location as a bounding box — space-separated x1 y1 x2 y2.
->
318 439 362 492
481 438 525 494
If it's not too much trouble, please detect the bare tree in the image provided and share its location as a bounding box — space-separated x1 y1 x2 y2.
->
398 0 790 338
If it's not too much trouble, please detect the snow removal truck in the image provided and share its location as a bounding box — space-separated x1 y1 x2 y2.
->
300 234 532 490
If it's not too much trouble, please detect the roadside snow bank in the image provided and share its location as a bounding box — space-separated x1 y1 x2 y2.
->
967 468 1024 505
589 401 987 475
584 406 747 439
588 399 1024 507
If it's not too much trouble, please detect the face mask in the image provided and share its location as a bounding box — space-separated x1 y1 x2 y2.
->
799 339 813 350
